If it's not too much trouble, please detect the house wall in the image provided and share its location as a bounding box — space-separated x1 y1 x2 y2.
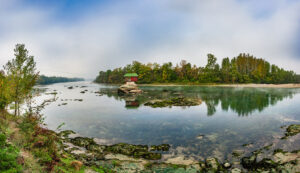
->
131 77 138 82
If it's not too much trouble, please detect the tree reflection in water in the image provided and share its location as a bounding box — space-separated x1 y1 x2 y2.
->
98 86 297 116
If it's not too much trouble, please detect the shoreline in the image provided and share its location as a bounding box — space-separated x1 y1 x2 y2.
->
137 83 300 88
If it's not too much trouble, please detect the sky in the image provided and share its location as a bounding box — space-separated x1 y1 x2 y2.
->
0 0 300 78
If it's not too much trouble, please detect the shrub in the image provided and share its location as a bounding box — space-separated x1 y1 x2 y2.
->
0 133 22 173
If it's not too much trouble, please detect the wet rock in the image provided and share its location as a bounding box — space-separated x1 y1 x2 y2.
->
273 149 287 154
205 157 220 171
144 97 202 108
273 150 300 164
242 154 278 170
231 168 241 173
94 91 103 96
86 144 105 153
74 99 83 102
70 137 97 148
242 143 253 147
283 124 300 138
232 150 244 157
105 143 161 160
150 144 170 151
61 103 67 106
59 130 76 138
45 92 58 95
67 86 73 89
196 135 204 140
223 162 231 168
241 154 257 169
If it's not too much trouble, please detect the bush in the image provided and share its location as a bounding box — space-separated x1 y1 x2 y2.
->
0 133 22 173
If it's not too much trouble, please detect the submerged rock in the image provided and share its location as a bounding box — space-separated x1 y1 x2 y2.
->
205 157 220 171
74 99 83 102
232 150 244 157
283 124 300 138
105 143 161 160
144 97 202 108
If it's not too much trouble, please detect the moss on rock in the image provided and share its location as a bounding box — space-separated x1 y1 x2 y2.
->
284 124 300 138
144 97 202 108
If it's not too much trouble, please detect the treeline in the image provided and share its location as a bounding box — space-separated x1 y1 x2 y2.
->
95 53 298 84
297 75 300 83
37 75 84 85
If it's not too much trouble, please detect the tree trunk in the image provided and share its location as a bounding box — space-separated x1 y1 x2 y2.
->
14 101 17 116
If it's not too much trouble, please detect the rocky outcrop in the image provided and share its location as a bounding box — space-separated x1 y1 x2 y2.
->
118 82 142 95
144 97 202 108
57 123 300 172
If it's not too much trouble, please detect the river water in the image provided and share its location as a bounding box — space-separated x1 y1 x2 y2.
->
35 81 300 161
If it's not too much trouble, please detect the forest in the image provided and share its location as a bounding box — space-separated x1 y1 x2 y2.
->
95 53 299 84
37 75 84 85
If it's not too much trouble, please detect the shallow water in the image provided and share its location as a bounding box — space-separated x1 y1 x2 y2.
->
35 81 300 161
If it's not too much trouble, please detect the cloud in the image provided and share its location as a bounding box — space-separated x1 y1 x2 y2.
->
0 0 299 78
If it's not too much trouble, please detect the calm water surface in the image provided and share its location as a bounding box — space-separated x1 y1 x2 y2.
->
35 81 300 161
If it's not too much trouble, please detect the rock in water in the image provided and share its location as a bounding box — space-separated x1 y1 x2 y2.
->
118 82 142 95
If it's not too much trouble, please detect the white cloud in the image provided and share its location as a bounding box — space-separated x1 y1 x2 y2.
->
0 0 299 78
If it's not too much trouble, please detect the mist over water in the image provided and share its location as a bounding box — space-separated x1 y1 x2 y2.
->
35 81 300 161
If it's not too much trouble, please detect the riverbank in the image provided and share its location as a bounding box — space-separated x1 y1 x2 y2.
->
137 83 300 88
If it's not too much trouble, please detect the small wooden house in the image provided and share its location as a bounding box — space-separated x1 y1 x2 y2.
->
124 73 138 82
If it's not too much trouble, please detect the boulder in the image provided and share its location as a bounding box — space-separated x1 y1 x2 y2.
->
118 82 142 95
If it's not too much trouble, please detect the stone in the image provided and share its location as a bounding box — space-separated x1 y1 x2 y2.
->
118 82 142 95
205 157 219 170
144 97 202 108
224 162 231 168
70 137 97 148
284 124 300 138
231 168 241 173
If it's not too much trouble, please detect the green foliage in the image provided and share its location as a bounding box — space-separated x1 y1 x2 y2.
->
18 113 60 171
0 133 22 173
4 44 39 116
37 75 84 85
92 165 115 173
95 53 297 84
0 71 11 110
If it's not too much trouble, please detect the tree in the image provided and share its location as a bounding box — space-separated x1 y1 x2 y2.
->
94 54 297 84
0 71 10 110
4 44 39 116
205 54 217 70
221 57 231 83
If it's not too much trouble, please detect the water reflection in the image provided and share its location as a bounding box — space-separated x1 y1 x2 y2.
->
99 86 297 116
37 82 300 161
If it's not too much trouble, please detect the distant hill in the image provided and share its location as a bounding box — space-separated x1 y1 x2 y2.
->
37 75 84 85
